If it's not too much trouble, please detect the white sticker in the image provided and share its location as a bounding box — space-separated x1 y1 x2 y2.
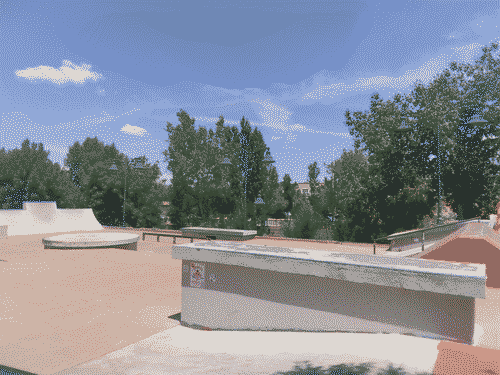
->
190 262 205 288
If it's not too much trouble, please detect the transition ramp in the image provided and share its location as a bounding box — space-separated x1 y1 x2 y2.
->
0 201 103 237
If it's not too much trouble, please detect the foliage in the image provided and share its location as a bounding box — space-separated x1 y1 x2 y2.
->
343 42 500 238
65 137 165 228
281 190 328 240
322 148 380 242
307 161 335 225
0 139 86 209
163 110 277 230
229 115 274 229
261 165 288 220
279 174 300 218
162 110 212 230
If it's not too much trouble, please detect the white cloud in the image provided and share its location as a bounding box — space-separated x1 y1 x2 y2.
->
120 124 148 136
15 60 103 85
301 43 486 101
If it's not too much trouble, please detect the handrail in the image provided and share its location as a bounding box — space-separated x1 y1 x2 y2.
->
373 216 482 242
372 216 484 255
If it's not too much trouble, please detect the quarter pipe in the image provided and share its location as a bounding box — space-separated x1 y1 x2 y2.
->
0 201 103 236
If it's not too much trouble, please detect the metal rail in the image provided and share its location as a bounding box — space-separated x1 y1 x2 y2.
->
372 216 483 254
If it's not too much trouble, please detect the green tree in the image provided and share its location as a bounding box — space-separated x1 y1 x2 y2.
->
345 41 500 239
211 115 245 228
0 139 86 209
65 137 164 228
113 156 166 229
324 148 380 242
438 43 500 219
307 162 335 221
279 174 300 220
164 112 274 230
402 43 500 223
261 165 288 220
235 116 273 229
162 110 207 230
281 190 321 239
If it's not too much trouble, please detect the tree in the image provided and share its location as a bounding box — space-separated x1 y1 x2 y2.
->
404 43 500 222
65 137 165 228
162 110 208 230
114 156 166 229
281 189 325 240
279 174 300 220
323 148 381 242
307 162 333 217
163 111 274 230
261 165 288 220
345 41 500 237
234 116 273 229
0 139 86 210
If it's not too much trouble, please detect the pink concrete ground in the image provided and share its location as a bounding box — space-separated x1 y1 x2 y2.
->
1 228 499 375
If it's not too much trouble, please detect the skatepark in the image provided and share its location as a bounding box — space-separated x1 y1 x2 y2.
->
1 201 500 375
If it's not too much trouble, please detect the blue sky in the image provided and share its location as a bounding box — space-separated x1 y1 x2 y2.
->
1 0 500 186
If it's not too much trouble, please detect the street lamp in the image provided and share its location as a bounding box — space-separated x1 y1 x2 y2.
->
394 125 444 224
221 152 275 230
109 157 144 228
244 153 274 230
394 113 489 226
109 160 127 227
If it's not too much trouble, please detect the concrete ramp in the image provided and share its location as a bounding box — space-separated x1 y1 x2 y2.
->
412 221 500 259
0 201 103 237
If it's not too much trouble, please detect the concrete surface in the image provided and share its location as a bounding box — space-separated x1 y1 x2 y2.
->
1 227 499 375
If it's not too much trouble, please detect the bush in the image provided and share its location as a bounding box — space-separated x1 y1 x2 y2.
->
281 197 330 240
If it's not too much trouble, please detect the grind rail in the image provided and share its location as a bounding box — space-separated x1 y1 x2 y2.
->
372 217 484 254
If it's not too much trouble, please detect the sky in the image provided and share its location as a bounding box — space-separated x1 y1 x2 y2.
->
1 0 500 187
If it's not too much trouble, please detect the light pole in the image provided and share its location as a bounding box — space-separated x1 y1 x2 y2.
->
254 193 266 235
467 114 489 219
244 153 274 230
222 152 275 230
219 156 232 228
394 125 443 225
394 113 489 226
110 159 127 227
434 114 487 224
110 157 144 228
437 121 442 225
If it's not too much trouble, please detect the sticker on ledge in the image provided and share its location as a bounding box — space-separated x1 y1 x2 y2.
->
190 262 205 288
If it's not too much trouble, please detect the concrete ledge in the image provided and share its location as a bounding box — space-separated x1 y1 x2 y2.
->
42 232 139 251
175 242 481 343
172 241 486 299
180 227 257 241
